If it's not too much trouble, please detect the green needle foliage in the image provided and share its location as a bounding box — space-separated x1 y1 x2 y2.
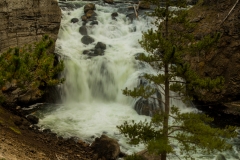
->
0 35 64 103
117 0 237 159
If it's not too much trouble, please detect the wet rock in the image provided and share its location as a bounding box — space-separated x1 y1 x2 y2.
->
104 0 114 4
139 1 150 9
111 12 118 20
81 36 95 45
79 26 88 35
126 13 138 22
26 115 39 124
90 20 98 25
71 18 79 23
86 10 97 18
95 42 106 50
215 154 226 160
134 77 163 116
91 135 120 160
81 15 88 22
84 3 96 13
94 48 104 56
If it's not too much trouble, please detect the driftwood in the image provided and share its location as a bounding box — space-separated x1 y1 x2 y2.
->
133 4 139 19
220 0 239 25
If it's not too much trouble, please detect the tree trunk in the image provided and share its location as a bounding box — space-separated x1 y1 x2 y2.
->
161 63 170 160
161 1 170 160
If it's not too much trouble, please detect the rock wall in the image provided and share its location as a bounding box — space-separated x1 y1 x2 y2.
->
0 0 61 53
189 0 240 104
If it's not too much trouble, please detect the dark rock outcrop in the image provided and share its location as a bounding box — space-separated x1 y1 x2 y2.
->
188 0 240 105
0 0 61 53
91 135 120 160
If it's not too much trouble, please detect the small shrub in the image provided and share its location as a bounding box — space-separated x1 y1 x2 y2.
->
0 35 64 103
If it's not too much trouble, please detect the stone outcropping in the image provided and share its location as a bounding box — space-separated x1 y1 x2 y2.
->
189 0 240 104
0 0 61 53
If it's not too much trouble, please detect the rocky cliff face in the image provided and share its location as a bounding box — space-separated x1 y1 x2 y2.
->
0 0 61 53
189 0 240 105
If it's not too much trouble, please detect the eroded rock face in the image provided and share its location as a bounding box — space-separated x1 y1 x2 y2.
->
0 0 61 53
188 0 240 104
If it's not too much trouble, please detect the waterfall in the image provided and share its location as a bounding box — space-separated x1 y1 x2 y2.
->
37 1 240 159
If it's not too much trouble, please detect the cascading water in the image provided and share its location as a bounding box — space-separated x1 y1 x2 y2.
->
37 1 240 159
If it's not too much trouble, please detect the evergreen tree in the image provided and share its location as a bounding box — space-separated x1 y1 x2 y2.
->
117 1 237 159
0 35 64 103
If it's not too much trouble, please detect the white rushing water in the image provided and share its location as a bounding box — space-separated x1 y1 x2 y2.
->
38 1 240 159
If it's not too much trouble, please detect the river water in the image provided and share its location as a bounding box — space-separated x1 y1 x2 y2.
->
38 1 240 159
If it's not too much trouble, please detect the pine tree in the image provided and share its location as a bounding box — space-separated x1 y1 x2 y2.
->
117 0 237 159
0 35 64 103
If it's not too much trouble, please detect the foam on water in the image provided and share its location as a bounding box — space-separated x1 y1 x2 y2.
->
38 2 240 159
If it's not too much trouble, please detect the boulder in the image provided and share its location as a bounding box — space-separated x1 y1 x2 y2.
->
81 36 95 45
84 3 96 13
126 13 138 22
134 77 163 116
86 10 97 18
90 20 98 25
79 26 88 35
111 12 118 20
81 15 88 22
95 42 106 50
91 135 120 160
139 1 150 9
71 18 79 23
26 115 39 124
104 0 114 4
94 48 104 56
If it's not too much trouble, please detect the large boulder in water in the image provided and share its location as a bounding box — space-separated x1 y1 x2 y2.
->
84 3 96 13
91 135 120 160
81 35 95 45
79 26 88 35
134 77 164 116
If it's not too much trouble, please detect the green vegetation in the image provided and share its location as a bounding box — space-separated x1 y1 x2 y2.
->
0 35 64 103
117 0 237 159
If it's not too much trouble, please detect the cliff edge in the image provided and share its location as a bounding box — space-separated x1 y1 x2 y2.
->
0 0 61 53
